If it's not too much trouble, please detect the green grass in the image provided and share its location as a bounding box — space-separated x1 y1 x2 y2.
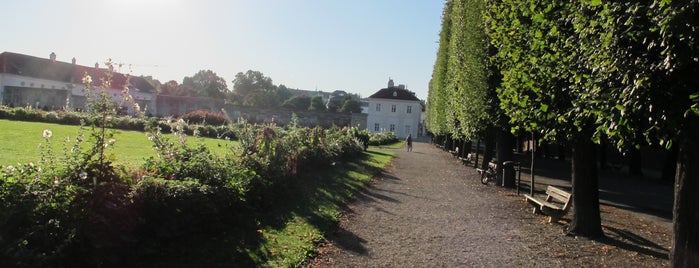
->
251 148 395 267
0 119 236 168
382 141 406 149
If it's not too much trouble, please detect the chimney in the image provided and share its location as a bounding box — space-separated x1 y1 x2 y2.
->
49 52 56 62
71 57 76 64
95 62 99 68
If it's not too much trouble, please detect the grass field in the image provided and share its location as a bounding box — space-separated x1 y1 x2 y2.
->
0 119 236 168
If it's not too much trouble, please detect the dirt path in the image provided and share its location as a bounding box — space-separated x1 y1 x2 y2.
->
308 141 672 267
309 142 538 267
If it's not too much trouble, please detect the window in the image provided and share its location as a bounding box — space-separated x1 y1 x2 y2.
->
407 105 412 113
391 104 396 112
390 124 395 132
374 123 380 131
376 103 381 111
405 125 411 135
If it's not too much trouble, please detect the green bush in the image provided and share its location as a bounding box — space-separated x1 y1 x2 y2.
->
369 131 399 145
180 110 230 125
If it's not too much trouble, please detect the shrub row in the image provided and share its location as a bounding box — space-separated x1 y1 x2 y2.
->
0 118 367 266
0 106 237 140
369 131 400 145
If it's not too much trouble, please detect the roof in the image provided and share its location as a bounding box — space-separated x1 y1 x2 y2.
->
368 86 421 102
0 51 155 93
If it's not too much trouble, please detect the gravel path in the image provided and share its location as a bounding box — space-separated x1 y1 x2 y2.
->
308 141 673 268
311 141 537 267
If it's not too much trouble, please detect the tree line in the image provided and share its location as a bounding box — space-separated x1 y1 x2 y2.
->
153 69 362 113
427 0 697 266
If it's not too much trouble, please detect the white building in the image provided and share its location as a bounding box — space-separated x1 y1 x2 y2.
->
366 79 423 139
0 51 156 115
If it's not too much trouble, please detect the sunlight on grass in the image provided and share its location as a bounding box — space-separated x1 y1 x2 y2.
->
0 119 237 168
253 147 395 267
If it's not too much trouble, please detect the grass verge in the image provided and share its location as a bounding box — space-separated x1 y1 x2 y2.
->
250 147 394 267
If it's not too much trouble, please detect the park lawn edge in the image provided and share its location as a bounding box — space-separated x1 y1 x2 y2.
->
252 147 395 267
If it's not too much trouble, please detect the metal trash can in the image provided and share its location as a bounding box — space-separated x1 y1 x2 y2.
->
502 161 520 188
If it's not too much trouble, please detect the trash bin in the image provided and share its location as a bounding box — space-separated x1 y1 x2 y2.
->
502 161 519 188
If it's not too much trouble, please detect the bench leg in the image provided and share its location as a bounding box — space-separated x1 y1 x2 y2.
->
548 213 563 224
532 206 541 215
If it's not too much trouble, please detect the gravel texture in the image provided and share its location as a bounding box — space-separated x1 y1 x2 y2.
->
307 141 671 267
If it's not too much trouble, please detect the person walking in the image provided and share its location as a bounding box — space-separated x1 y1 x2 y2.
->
406 133 413 152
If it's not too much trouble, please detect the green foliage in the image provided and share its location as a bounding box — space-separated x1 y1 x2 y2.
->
368 131 399 146
309 95 327 111
182 70 229 99
426 0 453 137
179 110 230 125
340 98 363 113
282 95 312 111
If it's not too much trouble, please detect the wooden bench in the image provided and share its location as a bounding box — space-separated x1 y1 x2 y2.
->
524 186 572 223
449 147 460 158
459 153 474 165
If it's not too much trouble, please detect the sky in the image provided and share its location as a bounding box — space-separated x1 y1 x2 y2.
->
2 0 445 100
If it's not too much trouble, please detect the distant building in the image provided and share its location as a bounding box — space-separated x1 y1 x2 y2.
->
0 51 156 115
366 79 423 138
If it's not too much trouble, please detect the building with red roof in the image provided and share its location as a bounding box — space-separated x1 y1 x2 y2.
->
0 51 156 114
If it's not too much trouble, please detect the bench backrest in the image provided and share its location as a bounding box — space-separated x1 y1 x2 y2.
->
545 186 572 211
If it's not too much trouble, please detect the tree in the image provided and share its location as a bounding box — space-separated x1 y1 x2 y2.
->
282 95 312 111
183 70 229 99
426 0 454 143
231 70 275 105
577 1 698 264
159 80 183 96
339 98 362 113
485 1 603 237
308 96 326 111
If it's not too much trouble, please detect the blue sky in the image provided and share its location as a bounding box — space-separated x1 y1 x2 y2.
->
2 0 444 99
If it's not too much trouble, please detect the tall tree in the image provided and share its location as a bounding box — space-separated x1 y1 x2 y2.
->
426 0 454 143
308 96 326 111
485 1 603 237
183 70 229 99
578 1 698 264
339 98 363 113
282 95 312 111
231 70 275 105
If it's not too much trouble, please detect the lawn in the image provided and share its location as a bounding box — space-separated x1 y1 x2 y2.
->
0 119 236 168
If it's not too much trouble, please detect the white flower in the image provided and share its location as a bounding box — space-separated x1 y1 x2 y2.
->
6 165 16 172
54 178 59 185
42 129 53 139
82 75 92 85
79 171 88 180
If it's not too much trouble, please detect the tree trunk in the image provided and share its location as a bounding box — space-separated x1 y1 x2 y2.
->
566 137 603 238
558 144 566 161
628 146 643 177
496 129 515 187
671 134 699 267
474 140 481 169
599 136 609 170
662 145 678 183
481 128 496 171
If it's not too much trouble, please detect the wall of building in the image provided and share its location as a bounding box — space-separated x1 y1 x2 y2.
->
366 98 421 138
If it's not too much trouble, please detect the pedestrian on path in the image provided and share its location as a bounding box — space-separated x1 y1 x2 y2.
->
406 133 413 152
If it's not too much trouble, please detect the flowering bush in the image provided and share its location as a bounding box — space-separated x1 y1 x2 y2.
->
369 131 400 145
180 110 230 125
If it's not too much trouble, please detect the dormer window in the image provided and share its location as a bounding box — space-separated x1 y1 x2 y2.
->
393 91 397 97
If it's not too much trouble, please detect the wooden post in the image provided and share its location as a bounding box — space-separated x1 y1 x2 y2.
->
530 132 535 196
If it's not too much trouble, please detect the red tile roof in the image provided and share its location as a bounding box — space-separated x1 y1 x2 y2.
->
0 52 154 92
